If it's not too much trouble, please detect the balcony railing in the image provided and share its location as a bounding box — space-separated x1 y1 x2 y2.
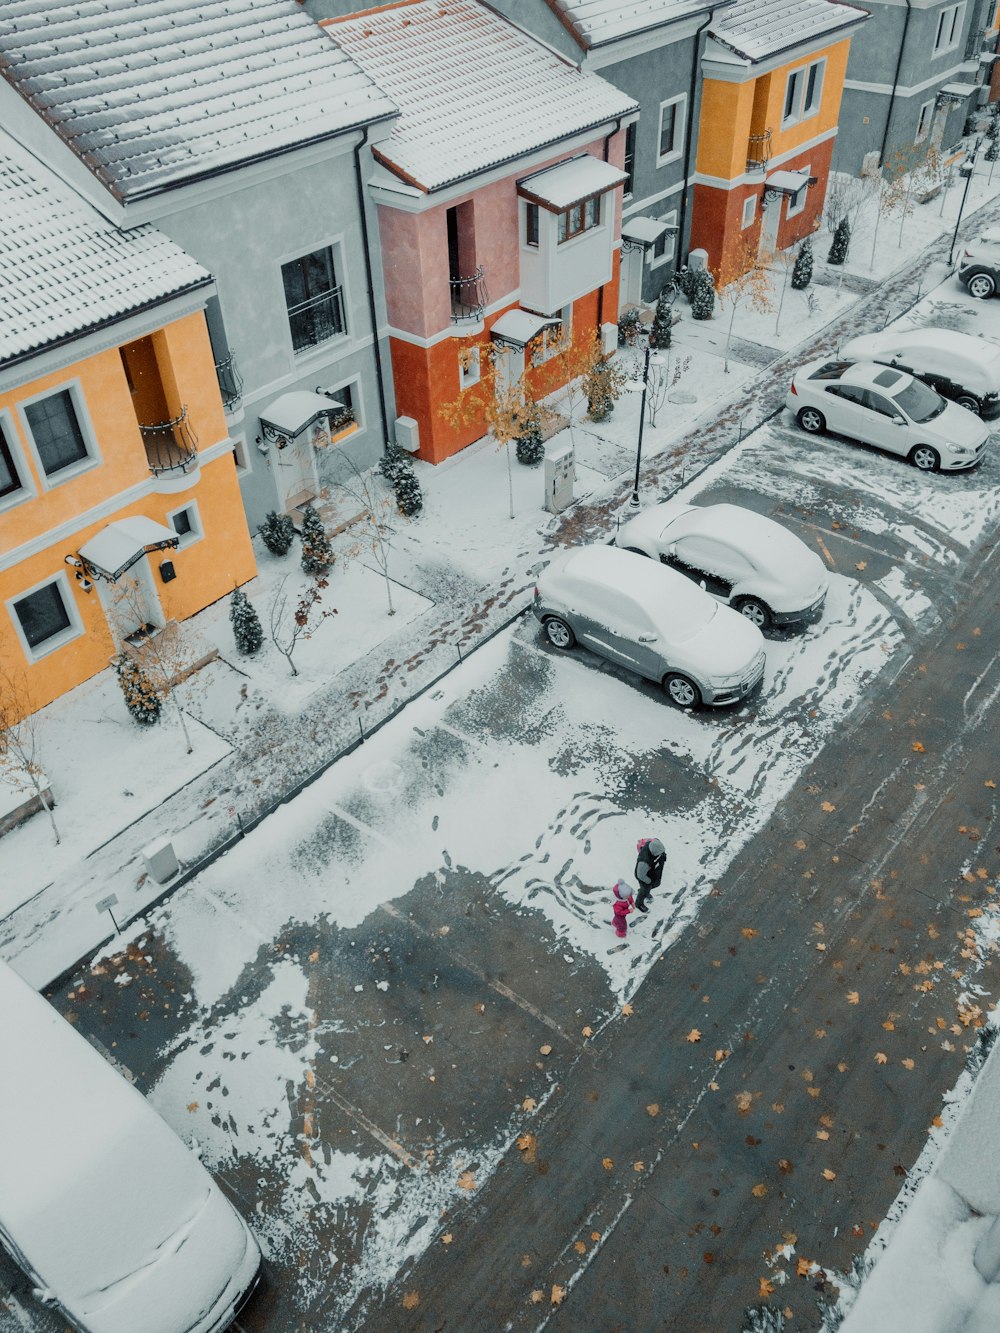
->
214 350 244 412
449 266 488 323
287 286 346 353
140 407 199 476
746 129 772 173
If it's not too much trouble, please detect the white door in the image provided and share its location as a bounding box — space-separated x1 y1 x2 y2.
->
758 195 781 258
619 246 643 312
99 557 163 645
494 344 525 400
274 428 319 512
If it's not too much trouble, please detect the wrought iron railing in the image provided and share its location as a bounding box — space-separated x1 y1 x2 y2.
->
214 350 244 412
140 407 199 476
746 129 772 173
449 266 488 323
287 286 346 352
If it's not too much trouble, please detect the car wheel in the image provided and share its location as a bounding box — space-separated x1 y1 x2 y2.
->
797 406 826 434
968 273 996 300
544 617 575 649
956 394 981 414
909 444 940 472
734 597 771 630
663 673 701 709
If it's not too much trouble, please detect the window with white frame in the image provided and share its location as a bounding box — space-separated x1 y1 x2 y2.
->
786 167 811 218
557 196 601 243
167 501 203 548
656 96 686 165
22 387 95 483
933 2 965 54
525 201 540 247
915 99 935 142
459 346 481 390
532 305 572 365
623 122 637 198
0 417 29 506
651 211 678 267
281 245 347 353
783 60 825 126
8 574 82 661
741 194 757 229
231 435 251 475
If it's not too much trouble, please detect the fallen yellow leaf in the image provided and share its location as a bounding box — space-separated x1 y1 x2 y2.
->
402 1291 420 1309
530 1290 544 1304
442 1233 453 1245
847 991 860 1005
821 801 836 812
551 1285 566 1306
687 1028 702 1043
752 1183 768 1198
647 1103 660 1117
582 1026 593 1038
457 1171 476 1191
822 1168 836 1181
622 1003 634 1016
759 1278 775 1299
875 1052 888 1064
912 742 925 753
901 1058 915 1070
602 1157 614 1171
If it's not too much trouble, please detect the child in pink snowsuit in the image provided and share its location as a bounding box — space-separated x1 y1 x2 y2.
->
612 879 634 938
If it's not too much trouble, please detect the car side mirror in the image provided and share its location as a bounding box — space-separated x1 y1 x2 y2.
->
32 1289 57 1309
638 634 657 643
892 415 905 425
699 579 707 590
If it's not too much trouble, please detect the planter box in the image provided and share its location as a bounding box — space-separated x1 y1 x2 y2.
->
0 779 54 838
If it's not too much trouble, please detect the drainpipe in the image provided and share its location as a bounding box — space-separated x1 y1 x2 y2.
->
880 0 913 166
677 8 715 268
353 126 393 454
601 116 624 329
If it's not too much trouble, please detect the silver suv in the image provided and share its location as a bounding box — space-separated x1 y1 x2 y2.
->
958 227 1000 299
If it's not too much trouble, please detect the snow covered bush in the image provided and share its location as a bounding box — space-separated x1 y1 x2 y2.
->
258 510 295 556
691 268 716 320
617 307 641 347
649 286 674 349
115 654 161 726
585 354 626 421
229 586 263 656
299 504 333 575
791 238 813 290
828 217 850 266
678 264 698 303
514 400 545 466
380 445 424 516
986 137 999 163
740 1306 785 1332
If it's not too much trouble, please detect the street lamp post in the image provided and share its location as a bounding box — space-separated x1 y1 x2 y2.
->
629 342 652 510
948 141 980 267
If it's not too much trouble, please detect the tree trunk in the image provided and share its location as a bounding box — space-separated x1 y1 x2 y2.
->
37 784 60 845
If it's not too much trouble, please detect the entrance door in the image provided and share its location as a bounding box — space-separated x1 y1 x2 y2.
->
619 245 643 312
99 556 163 645
494 344 525 400
275 428 319 513
758 194 781 258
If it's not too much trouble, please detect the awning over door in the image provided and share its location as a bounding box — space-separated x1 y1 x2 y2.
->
764 169 817 201
518 155 627 211
620 217 672 252
490 308 560 350
258 390 342 444
78 516 179 582
938 81 979 104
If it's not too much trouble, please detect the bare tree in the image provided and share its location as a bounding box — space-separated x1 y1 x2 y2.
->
0 661 60 845
333 459 398 616
268 575 335 676
716 239 776 368
107 577 198 754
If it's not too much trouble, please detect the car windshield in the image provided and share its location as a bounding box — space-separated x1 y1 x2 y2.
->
808 361 850 381
891 376 945 423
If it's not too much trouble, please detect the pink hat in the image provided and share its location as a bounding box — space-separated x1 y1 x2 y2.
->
613 879 633 902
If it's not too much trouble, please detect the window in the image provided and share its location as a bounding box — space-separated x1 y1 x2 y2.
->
656 96 686 165
9 576 80 660
24 389 89 479
623 122 637 198
0 420 26 501
916 99 935 142
786 166 810 218
167 502 202 548
526 202 539 247
231 435 251 475
281 246 346 353
933 3 965 54
532 306 572 366
741 194 757 229
557 196 601 243
459 346 481 390
782 60 825 125
651 210 678 268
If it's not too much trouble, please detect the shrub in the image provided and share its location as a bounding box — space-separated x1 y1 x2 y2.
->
678 264 698 302
259 510 295 556
791 238 813 290
299 504 333 575
585 355 627 421
617 307 641 347
987 137 999 162
691 269 716 320
229 586 263 656
116 654 161 726
827 216 850 265
649 286 674 350
389 449 424 516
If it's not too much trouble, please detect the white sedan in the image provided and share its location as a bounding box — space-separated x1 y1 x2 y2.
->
785 359 989 472
615 500 828 629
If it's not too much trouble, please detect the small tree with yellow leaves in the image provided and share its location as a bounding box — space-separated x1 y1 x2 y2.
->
717 240 775 373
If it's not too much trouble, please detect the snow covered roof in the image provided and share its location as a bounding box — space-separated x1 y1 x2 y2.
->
0 0 398 203
79 517 180 581
546 0 724 50
518 155 627 210
259 390 340 439
709 0 868 64
490 308 560 348
0 133 210 369
323 0 638 193
621 216 672 245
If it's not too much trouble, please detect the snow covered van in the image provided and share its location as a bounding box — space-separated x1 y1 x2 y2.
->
0 959 262 1333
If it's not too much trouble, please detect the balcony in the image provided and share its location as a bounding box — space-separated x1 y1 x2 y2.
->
287 286 346 354
214 350 244 413
140 407 198 477
449 266 488 323
746 129 772 174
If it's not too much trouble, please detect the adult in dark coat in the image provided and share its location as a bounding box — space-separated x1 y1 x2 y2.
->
634 837 666 913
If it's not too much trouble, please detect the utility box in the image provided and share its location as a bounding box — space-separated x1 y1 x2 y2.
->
689 247 708 273
545 440 575 514
394 416 419 453
142 836 179 885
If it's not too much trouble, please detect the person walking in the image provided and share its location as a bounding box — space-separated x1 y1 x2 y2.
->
634 837 666 913
611 879 634 938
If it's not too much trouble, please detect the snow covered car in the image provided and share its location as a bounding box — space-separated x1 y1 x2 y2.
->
785 359 989 472
614 500 828 629
532 544 766 708
957 226 1000 300
839 327 1000 419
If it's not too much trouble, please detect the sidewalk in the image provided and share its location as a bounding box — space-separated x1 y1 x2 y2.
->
3 165 1000 991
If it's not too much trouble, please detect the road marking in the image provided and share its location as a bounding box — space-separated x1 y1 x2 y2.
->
379 901 577 1045
325 803 391 845
813 531 836 568
963 650 1000 719
316 1082 420 1170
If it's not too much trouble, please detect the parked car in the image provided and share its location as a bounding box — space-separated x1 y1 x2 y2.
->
0 958 263 1333
615 500 828 629
839 327 1000 418
785 359 989 472
532 544 766 708
957 226 1000 300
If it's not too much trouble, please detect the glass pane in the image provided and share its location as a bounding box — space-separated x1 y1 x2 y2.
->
558 212 568 243
16 582 70 649
0 427 22 497
25 390 87 476
660 104 675 155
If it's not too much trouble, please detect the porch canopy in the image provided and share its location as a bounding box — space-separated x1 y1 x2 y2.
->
621 216 673 252
763 169 817 203
518 155 627 211
490 308 560 350
79 516 179 582
938 82 979 104
259 390 342 443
